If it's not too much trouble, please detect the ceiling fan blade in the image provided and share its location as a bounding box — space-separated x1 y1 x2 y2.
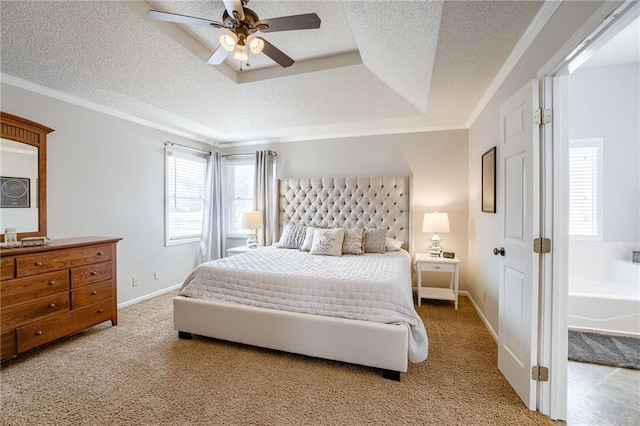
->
256 13 321 33
148 10 225 28
223 0 245 22
259 37 294 68
207 45 228 65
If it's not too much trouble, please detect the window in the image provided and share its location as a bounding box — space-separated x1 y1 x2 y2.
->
165 145 208 245
569 138 603 240
223 156 255 237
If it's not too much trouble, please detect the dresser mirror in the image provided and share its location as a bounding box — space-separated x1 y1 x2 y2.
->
0 112 53 242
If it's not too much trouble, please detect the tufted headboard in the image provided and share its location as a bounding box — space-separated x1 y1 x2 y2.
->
278 176 411 247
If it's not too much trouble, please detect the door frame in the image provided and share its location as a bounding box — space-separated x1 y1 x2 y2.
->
536 0 639 419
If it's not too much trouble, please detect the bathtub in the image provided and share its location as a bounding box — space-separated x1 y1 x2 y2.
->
568 260 640 337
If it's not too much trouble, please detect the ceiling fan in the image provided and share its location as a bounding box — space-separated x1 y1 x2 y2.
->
148 0 321 68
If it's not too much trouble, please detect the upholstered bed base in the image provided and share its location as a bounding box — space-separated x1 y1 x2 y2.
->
173 296 409 378
174 175 413 380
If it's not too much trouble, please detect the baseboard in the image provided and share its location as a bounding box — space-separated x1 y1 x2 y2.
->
117 283 182 309
460 291 498 343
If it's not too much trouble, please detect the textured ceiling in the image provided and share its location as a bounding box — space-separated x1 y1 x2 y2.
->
0 0 544 145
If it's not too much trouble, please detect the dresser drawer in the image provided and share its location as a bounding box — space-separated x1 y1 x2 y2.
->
420 262 456 273
0 292 69 332
71 262 113 288
71 280 112 309
1 257 15 281
17 299 113 353
16 244 113 277
1 270 70 306
1 331 16 361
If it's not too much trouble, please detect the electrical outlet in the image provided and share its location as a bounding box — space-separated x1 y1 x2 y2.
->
132 277 139 287
153 272 159 281
483 290 487 303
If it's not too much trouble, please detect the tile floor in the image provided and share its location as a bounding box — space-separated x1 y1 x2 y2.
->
568 361 640 425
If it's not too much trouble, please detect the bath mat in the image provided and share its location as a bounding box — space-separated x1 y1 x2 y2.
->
568 330 640 370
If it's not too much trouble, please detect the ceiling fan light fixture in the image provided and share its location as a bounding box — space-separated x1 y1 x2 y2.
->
219 33 237 51
247 35 264 54
233 44 248 61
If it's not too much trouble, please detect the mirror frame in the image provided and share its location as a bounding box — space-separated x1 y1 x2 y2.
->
0 112 53 242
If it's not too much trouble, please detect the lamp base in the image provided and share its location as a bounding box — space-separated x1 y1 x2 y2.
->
429 232 443 256
429 245 442 257
246 232 258 249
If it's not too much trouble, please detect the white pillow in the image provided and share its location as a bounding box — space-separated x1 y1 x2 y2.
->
385 237 403 251
300 227 316 251
310 228 345 257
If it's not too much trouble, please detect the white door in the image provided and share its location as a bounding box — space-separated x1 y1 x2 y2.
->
497 79 540 410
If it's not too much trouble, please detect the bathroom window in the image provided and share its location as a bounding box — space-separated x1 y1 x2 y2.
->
569 138 603 240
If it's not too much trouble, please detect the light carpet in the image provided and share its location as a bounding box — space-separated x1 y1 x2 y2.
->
0 291 552 425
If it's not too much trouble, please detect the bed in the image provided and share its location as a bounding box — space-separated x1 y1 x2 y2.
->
173 176 426 380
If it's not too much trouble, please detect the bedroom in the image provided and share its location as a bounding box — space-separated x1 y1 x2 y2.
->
1 1 637 424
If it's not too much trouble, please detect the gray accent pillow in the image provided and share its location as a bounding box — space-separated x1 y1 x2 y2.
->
277 224 307 249
342 227 365 255
364 228 387 253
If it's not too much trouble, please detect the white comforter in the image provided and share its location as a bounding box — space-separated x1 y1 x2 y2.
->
179 246 428 363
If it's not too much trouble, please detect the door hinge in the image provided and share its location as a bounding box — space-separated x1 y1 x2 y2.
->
532 366 549 382
533 237 551 254
534 108 551 125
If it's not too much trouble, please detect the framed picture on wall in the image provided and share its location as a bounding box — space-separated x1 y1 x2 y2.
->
1 176 31 208
481 147 496 213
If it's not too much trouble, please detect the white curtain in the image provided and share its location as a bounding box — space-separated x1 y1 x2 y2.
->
254 150 278 246
198 152 223 264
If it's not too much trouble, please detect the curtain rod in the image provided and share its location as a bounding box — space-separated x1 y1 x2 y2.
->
165 141 211 155
222 150 277 158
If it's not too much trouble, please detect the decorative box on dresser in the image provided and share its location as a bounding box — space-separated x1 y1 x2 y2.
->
0 237 121 362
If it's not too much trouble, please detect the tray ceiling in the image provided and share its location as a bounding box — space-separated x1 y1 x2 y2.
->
0 1 544 145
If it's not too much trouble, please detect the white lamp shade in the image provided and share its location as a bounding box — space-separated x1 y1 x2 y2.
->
422 212 450 233
242 211 263 230
247 35 264 54
233 44 248 61
219 33 237 51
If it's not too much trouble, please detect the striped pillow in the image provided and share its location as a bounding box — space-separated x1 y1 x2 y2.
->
277 224 307 249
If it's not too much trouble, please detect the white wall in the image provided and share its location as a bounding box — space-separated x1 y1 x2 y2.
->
569 62 640 242
467 0 608 334
1 83 209 304
222 130 469 289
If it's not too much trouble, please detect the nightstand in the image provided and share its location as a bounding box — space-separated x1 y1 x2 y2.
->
415 253 460 309
226 245 262 256
226 245 250 256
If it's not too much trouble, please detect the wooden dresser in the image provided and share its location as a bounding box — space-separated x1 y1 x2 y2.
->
0 237 121 362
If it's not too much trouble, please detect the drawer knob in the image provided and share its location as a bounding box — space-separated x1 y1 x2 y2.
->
434 266 441 269
35 262 43 266
35 331 43 336
91 291 98 295
97 252 104 256
97 309 104 313
48 281 56 286
90 271 98 276
48 303 56 308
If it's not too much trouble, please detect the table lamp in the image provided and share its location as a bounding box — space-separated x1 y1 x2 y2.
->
422 212 450 256
242 211 263 248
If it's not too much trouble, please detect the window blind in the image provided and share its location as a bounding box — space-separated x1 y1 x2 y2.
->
569 139 603 239
225 162 254 234
165 148 208 243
